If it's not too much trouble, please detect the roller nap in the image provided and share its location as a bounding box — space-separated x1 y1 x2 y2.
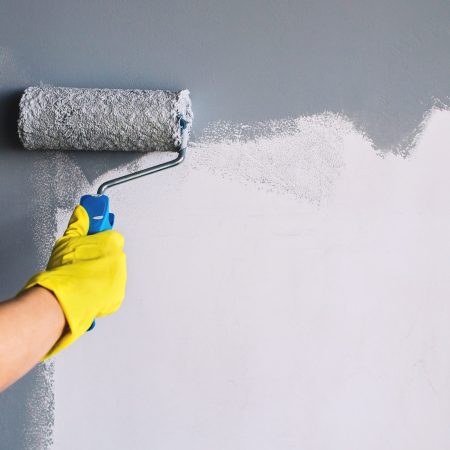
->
18 86 193 152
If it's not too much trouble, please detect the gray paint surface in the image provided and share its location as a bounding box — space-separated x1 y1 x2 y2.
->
0 0 449 448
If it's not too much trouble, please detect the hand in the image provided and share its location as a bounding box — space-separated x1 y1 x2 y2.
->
22 205 127 359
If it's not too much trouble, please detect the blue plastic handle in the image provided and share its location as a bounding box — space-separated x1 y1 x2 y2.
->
80 194 115 331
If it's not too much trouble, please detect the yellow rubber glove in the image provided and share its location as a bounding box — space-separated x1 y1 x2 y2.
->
22 205 127 359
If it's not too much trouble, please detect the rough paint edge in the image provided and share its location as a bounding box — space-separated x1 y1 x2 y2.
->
24 362 55 449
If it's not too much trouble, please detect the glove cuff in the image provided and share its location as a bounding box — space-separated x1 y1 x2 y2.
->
21 272 95 360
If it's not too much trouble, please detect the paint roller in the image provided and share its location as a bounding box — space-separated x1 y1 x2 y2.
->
18 86 193 329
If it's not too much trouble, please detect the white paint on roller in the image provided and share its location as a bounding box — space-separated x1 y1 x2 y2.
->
18 86 193 152
51 109 450 449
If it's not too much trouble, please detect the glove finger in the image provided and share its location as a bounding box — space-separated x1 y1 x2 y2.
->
84 230 125 253
97 252 127 317
63 205 90 238
103 230 125 252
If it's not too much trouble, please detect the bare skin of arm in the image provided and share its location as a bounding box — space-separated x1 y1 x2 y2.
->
0 287 66 393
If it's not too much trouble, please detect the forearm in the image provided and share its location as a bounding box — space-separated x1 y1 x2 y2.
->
0 206 126 392
0 287 66 392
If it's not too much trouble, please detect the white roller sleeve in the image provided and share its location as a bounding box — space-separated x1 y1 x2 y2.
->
18 86 193 152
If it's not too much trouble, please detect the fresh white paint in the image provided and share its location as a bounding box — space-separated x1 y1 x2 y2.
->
52 110 450 449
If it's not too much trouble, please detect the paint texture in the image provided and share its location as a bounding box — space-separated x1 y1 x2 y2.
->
19 87 192 152
192 114 354 203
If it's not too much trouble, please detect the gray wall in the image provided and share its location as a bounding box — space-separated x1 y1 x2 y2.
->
0 1 449 448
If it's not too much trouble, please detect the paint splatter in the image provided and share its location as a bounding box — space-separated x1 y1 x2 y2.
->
23 362 55 449
92 113 358 206
31 151 90 265
191 113 356 204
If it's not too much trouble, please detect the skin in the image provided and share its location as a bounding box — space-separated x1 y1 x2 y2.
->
0 287 66 393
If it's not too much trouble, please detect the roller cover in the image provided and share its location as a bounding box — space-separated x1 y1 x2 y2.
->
18 86 193 152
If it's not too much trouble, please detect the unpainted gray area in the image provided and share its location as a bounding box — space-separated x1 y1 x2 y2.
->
0 0 450 448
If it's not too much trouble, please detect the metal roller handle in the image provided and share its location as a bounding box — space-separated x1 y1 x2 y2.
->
84 119 190 332
97 116 189 195
97 147 186 195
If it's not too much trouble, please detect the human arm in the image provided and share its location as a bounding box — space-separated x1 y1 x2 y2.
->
0 287 66 392
0 205 126 393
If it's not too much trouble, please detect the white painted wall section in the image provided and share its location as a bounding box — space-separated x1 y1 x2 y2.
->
53 110 450 450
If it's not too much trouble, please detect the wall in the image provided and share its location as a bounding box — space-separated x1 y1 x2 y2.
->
0 1 449 449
